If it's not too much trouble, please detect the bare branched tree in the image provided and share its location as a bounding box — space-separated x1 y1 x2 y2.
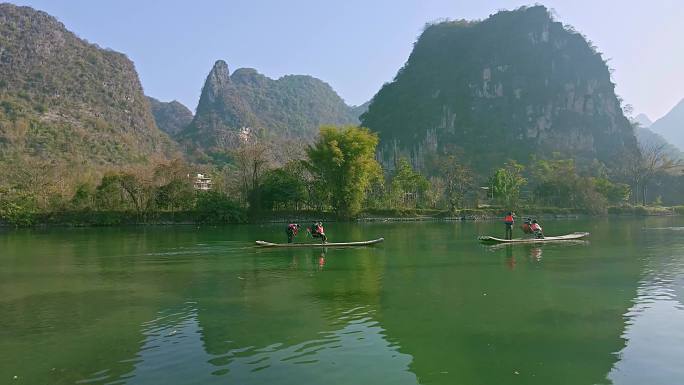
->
640 143 682 204
232 138 273 207
624 143 682 205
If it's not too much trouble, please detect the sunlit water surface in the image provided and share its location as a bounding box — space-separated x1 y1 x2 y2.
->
1 218 683 384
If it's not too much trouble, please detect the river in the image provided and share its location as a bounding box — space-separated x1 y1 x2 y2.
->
1 217 683 384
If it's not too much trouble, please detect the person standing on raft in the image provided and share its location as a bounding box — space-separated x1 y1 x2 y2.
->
286 223 300 243
308 221 327 243
503 211 515 240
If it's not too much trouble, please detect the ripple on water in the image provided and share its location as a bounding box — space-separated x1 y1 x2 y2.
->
201 306 417 385
609 239 684 385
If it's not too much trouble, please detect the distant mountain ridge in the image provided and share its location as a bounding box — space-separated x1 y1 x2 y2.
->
147 97 193 136
650 98 684 151
0 3 176 169
634 113 653 128
634 125 683 160
180 60 360 155
362 5 638 173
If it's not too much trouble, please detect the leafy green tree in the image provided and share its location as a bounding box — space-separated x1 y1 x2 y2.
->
531 159 578 207
390 158 430 208
195 191 245 223
530 158 610 213
94 171 151 216
305 125 382 218
70 183 95 210
0 188 37 226
155 179 195 211
116 172 150 216
260 168 307 210
95 173 127 210
594 178 630 204
151 159 195 211
489 161 526 208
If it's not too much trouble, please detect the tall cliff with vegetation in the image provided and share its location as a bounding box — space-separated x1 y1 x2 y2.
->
179 60 359 157
361 6 639 174
0 3 176 171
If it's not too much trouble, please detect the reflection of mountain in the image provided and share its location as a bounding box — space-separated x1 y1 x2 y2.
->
372 221 642 385
3 222 657 384
183 245 417 384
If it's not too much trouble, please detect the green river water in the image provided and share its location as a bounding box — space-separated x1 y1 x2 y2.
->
2 217 684 385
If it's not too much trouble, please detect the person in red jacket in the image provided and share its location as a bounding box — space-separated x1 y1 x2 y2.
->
530 219 544 239
286 223 300 243
503 211 515 240
309 221 327 243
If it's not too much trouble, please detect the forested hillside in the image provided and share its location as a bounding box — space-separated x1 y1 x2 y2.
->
362 5 639 174
0 3 176 172
179 60 359 159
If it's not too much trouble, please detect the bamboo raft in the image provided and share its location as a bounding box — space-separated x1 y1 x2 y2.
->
478 232 590 244
255 238 384 248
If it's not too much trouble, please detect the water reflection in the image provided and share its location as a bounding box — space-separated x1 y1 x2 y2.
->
608 232 684 385
204 305 416 385
3 219 684 385
85 304 417 385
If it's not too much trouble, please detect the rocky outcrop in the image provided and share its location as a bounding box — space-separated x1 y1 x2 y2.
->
361 5 639 173
0 3 176 167
147 97 193 136
180 60 359 154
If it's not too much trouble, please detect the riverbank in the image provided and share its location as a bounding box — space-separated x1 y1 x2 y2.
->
356 205 682 222
1 205 682 227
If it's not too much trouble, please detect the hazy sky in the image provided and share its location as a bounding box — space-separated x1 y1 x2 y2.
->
11 0 684 120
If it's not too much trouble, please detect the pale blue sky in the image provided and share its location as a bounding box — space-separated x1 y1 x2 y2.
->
10 0 684 120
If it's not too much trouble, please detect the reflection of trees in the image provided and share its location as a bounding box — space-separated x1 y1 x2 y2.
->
193 243 388 359
193 251 330 357
191 223 393 380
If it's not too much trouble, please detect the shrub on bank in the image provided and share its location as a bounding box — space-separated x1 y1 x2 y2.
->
195 192 246 224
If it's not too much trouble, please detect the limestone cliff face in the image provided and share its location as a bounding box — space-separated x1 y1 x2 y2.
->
181 60 359 154
361 5 638 173
0 3 176 166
